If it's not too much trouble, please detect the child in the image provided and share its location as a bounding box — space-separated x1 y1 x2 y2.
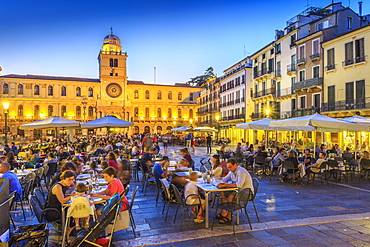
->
73 183 91 230
184 171 206 222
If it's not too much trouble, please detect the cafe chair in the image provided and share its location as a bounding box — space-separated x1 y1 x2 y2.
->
33 188 46 209
327 159 346 182
251 178 260 222
360 158 370 180
311 162 329 185
8 223 49 247
254 156 269 176
29 195 45 224
34 167 45 189
171 184 202 231
127 186 138 238
63 197 95 234
3 191 16 229
45 162 58 187
70 192 126 247
280 161 300 185
160 179 175 221
211 187 253 236
138 166 155 195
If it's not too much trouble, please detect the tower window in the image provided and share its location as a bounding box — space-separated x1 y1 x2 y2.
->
114 59 118 67
115 73 118 76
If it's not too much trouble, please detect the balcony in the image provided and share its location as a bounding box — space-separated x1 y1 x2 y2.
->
235 98 241 104
325 64 336 71
292 107 320 117
343 56 367 67
310 53 320 60
293 77 323 91
322 97 370 112
221 114 245 121
254 68 267 79
297 58 306 65
287 64 296 75
276 87 294 98
253 88 276 99
250 112 279 120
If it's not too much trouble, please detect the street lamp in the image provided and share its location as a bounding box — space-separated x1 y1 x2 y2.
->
265 108 271 117
81 97 88 122
3 102 9 145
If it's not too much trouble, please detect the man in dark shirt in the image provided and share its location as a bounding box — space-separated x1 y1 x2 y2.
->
303 149 312 165
140 147 156 173
206 135 212 154
57 148 69 161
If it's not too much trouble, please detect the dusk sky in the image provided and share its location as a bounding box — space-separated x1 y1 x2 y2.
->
1 0 368 84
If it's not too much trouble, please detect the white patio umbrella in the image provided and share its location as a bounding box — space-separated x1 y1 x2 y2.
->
81 115 133 129
171 126 192 132
20 116 81 130
270 113 368 156
342 115 370 124
193 126 219 132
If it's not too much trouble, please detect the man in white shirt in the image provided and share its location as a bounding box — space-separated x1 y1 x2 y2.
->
306 152 327 182
216 158 254 224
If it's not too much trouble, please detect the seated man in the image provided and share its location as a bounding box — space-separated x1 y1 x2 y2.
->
0 162 22 196
303 149 312 165
140 147 156 173
305 152 327 182
57 148 70 161
153 142 160 154
273 148 286 171
153 156 169 185
216 158 254 224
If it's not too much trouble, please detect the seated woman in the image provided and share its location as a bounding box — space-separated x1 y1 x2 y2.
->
211 155 228 177
25 149 39 168
285 150 299 179
91 167 129 211
45 170 76 234
360 151 370 170
179 148 193 168
5 151 19 170
107 152 119 171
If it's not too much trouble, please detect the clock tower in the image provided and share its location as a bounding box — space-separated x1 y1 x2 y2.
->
98 29 128 118
98 29 128 99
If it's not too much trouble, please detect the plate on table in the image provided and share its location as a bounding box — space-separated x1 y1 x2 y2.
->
97 179 108 185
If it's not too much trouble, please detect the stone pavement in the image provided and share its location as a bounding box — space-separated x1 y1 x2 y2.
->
9 144 370 246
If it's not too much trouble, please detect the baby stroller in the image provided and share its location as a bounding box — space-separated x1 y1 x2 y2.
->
71 192 126 247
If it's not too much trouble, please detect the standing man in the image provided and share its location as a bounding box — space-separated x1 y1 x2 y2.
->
186 133 193 149
206 134 212 154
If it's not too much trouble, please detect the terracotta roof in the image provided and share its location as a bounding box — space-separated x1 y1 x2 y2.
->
0 74 100 82
127 80 145 85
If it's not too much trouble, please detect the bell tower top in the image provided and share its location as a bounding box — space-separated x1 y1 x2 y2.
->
102 28 123 53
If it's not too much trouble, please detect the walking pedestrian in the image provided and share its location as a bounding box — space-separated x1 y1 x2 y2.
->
206 134 212 154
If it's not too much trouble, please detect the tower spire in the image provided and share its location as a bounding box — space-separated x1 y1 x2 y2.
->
110 27 113 35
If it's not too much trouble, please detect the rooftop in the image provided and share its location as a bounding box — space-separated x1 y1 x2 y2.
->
0 74 100 82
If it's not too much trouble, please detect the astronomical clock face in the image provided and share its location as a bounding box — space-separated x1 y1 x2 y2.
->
106 83 122 98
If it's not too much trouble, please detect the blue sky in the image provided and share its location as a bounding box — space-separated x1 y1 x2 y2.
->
0 0 368 84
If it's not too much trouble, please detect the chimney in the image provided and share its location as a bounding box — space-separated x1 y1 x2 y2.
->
359 1 363 16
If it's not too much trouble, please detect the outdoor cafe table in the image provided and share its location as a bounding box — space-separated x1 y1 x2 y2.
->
11 168 37 179
174 171 202 177
167 167 189 172
196 182 238 228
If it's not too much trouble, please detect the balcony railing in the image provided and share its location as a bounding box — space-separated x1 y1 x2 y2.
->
292 107 320 117
276 87 294 97
221 114 245 121
235 98 241 104
287 64 296 73
275 69 281 77
297 58 306 64
322 97 370 112
343 56 367 67
253 88 276 98
100 50 127 56
310 53 320 60
254 68 267 79
250 112 280 119
292 77 323 91
325 64 336 71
